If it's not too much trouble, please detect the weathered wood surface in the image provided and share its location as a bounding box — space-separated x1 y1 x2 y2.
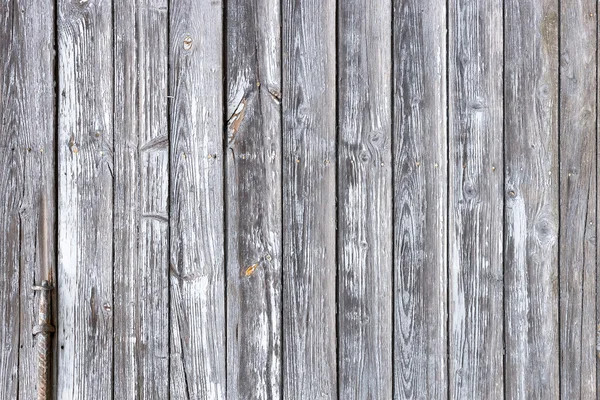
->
225 0 282 398
57 0 113 398
0 0 56 398
4 2 600 399
113 0 169 398
282 0 337 398
337 0 392 399
169 0 225 398
504 2 560 399
559 0 597 398
393 0 447 398
448 0 504 397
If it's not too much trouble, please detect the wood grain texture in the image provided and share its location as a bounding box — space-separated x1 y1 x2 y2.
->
392 0 447 398
113 0 169 398
282 0 337 398
225 0 282 398
57 0 113 398
504 2 560 399
448 0 504 397
169 0 225 398
0 0 56 398
337 0 392 399
559 0 597 397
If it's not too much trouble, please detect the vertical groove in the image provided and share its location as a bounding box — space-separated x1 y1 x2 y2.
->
390 0 396 397
594 0 599 390
166 0 172 396
557 0 562 395
279 1 284 398
501 0 506 397
445 0 450 397
222 0 228 397
335 0 340 397
110 0 116 397
53 0 60 396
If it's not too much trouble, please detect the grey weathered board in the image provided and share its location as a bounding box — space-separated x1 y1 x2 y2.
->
0 0 56 398
113 0 169 399
504 1 559 398
448 0 504 397
57 0 114 398
559 0 597 398
338 0 392 399
1 0 600 399
225 0 282 398
393 0 448 398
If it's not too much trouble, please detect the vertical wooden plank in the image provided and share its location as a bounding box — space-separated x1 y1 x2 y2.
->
225 0 282 398
392 0 447 398
504 1 560 398
113 0 169 398
169 0 225 398
337 0 392 398
57 0 113 398
448 0 504 397
559 0 597 397
0 0 56 398
282 0 336 398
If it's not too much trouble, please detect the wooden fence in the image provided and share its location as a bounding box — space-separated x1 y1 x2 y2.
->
0 0 598 398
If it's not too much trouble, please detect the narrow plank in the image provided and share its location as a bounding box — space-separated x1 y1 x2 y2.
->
392 0 447 398
0 1 56 398
282 0 337 397
504 2 560 398
448 0 504 397
57 0 114 398
337 0 393 398
113 0 169 398
169 0 225 398
559 0 597 397
225 0 282 398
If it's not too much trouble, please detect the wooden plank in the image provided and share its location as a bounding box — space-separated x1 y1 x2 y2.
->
448 0 504 397
392 0 447 398
337 0 392 399
0 0 56 398
225 0 282 398
559 0 597 397
504 2 560 398
169 0 225 398
57 0 114 398
282 0 337 397
113 0 169 398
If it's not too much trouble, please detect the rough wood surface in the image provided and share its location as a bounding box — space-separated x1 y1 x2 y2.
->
57 0 113 398
337 0 392 399
448 0 504 397
504 2 560 399
113 0 169 398
225 0 282 398
169 0 226 398
0 1 56 398
559 0 597 397
282 0 337 398
393 0 448 398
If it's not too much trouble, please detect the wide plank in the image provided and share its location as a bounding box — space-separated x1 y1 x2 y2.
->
0 0 56 398
392 0 448 398
225 0 282 398
504 2 560 398
337 0 393 398
448 0 504 397
282 0 337 397
169 0 226 398
57 0 114 398
559 0 597 397
113 0 169 398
